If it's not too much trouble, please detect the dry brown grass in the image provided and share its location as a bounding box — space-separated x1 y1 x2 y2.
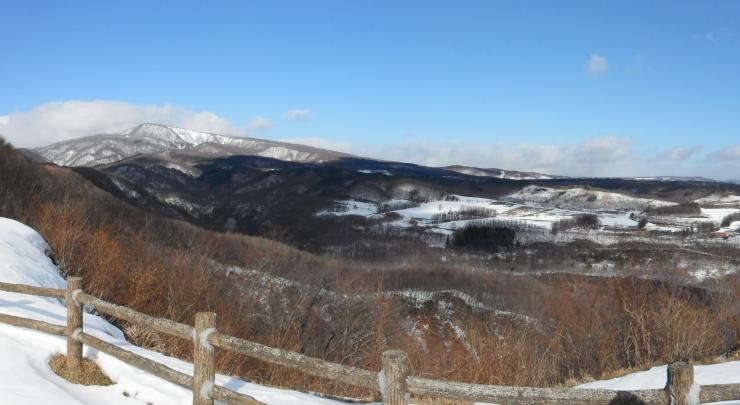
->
49 355 114 386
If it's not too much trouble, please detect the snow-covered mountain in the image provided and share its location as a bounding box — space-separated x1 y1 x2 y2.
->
33 123 563 181
34 123 350 167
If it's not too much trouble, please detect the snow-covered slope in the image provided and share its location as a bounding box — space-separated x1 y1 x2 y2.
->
0 217 349 405
577 362 740 391
576 362 740 405
34 123 349 167
443 165 557 180
695 194 740 206
505 185 675 211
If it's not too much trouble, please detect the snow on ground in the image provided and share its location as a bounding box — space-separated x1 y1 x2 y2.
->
317 200 378 216
576 361 740 405
315 187 740 249
0 217 351 405
319 195 578 231
645 222 686 233
470 361 740 405
695 194 740 206
318 194 647 235
720 221 740 233
357 169 392 176
702 208 740 224
596 212 638 228
161 196 214 216
504 185 675 211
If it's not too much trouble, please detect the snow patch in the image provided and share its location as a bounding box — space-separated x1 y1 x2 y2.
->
505 185 675 211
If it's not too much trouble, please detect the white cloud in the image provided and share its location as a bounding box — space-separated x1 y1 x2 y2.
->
708 145 740 161
353 136 636 177
346 137 740 179
181 111 245 136
587 54 608 77
655 145 703 161
246 116 272 131
574 136 632 163
0 100 248 147
284 108 312 122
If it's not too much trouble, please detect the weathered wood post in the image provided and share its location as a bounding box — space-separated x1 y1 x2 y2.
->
193 312 217 405
66 277 83 378
381 350 411 405
665 362 697 405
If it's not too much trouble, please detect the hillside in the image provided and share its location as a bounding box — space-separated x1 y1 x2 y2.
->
26 124 740 261
1 216 737 404
0 217 345 405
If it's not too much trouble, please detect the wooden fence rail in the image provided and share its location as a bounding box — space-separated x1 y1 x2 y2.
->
0 278 738 405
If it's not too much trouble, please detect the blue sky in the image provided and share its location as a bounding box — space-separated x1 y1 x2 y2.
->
1 1 739 178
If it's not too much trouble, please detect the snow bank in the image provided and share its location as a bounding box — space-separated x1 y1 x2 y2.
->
695 194 740 206
470 362 740 405
0 218 349 405
577 362 740 390
505 185 675 211
576 362 740 405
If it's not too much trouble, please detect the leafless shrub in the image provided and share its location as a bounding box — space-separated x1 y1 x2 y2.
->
551 214 600 234
645 203 702 217
123 322 167 353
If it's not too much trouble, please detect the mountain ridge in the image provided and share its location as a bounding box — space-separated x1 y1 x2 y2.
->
29 123 740 185
33 123 352 167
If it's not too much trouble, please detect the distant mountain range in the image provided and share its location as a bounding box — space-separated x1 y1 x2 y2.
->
32 123 557 181
30 123 738 185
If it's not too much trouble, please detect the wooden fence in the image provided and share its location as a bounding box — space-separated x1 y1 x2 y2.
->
0 277 738 405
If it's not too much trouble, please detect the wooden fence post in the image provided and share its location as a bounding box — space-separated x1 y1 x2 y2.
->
381 350 411 405
66 277 83 379
193 312 217 405
665 362 697 405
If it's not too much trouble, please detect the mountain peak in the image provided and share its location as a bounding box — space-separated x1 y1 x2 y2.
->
34 124 348 167
121 122 172 134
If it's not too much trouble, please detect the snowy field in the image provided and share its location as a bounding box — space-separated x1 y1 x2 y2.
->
576 363 740 405
319 195 611 232
577 362 740 391
317 187 740 245
0 217 738 404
